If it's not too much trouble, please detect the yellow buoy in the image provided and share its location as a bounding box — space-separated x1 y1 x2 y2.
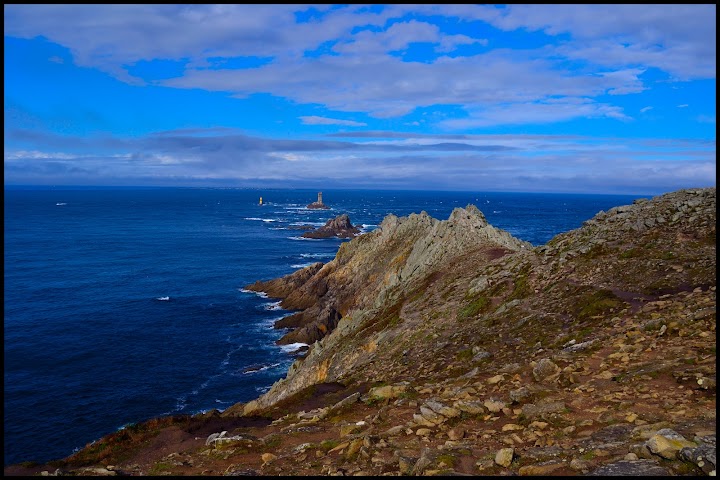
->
259 196 263 205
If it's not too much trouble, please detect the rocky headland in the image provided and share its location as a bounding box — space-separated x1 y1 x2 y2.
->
6 187 715 477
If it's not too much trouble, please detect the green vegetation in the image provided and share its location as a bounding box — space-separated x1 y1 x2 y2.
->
508 264 532 301
619 247 642 259
149 462 173 475
319 439 340 452
575 288 625 321
457 295 490 321
456 349 473 361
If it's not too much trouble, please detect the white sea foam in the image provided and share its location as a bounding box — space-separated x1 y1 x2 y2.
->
56 202 67 206
290 221 325 226
493 210 502 214
279 342 309 353
290 262 317 269
288 236 321 241
244 217 264 221
300 253 336 259
263 301 283 311
242 362 281 375
239 288 268 298
156 296 170 301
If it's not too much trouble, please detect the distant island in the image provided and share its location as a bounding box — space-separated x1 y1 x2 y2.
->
306 191 330 210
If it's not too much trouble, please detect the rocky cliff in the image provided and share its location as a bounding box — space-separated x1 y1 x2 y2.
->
7 188 715 477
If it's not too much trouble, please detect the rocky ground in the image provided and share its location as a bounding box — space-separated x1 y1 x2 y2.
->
5 187 715 477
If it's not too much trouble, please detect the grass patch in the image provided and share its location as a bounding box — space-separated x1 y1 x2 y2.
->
619 247 642 259
149 462 173 475
575 288 625 321
457 295 490 321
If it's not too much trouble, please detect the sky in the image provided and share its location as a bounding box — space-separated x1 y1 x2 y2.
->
3 4 716 195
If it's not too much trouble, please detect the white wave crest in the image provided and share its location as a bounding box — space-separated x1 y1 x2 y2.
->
262 301 283 311
239 288 268 298
300 253 336 259
242 362 281 375
279 342 309 353
156 296 170 301
290 262 317 269
288 236 321 241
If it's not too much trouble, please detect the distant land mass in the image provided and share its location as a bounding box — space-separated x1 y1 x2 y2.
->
5 187 715 477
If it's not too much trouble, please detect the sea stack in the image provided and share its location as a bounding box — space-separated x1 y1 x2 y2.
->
301 214 361 239
306 191 330 210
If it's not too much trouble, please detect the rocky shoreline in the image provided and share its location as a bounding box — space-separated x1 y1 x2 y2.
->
5 187 715 477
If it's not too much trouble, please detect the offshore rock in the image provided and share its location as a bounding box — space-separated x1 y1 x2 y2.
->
306 191 330 210
301 214 361 239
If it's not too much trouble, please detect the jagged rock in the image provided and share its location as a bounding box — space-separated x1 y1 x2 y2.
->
645 428 697 459
495 448 515 468
483 399 507 413
532 358 560 383
367 384 408 400
518 462 565 475
521 401 566 420
307 192 330 210
302 214 361 239
679 435 716 475
510 386 533 404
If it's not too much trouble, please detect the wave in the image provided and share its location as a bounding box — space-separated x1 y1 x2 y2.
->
56 202 67 206
300 253 336 259
262 301 283 311
290 221 325 227
238 288 268 298
156 296 170 301
290 262 318 269
241 362 281 375
279 342 309 353
244 217 280 223
288 236 321 241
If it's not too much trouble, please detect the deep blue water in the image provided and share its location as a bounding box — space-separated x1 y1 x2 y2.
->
3 186 641 466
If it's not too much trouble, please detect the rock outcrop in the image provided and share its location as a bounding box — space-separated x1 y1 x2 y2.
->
306 191 330 210
301 214 361 239
243 205 531 400
7 187 715 478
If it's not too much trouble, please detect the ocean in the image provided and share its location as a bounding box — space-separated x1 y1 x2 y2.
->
3 186 641 466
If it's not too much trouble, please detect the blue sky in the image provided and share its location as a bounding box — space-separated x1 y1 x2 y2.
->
4 4 716 194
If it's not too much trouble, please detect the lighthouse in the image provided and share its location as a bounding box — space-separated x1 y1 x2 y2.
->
317 192 323 204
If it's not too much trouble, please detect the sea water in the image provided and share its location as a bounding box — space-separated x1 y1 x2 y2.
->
3 186 640 465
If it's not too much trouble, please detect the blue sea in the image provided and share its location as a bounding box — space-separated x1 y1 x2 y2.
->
3 186 641 466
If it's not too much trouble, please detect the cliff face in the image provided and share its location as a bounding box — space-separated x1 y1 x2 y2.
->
9 188 715 477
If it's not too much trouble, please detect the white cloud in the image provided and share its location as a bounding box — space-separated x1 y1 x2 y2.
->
299 116 367 127
677 104 689 108
640 106 653 113
439 99 631 129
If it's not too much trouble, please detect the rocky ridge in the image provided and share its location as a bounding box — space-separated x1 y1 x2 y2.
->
6 187 715 477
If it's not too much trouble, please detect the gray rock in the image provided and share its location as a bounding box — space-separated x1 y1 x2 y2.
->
533 358 560 383
588 459 670 476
